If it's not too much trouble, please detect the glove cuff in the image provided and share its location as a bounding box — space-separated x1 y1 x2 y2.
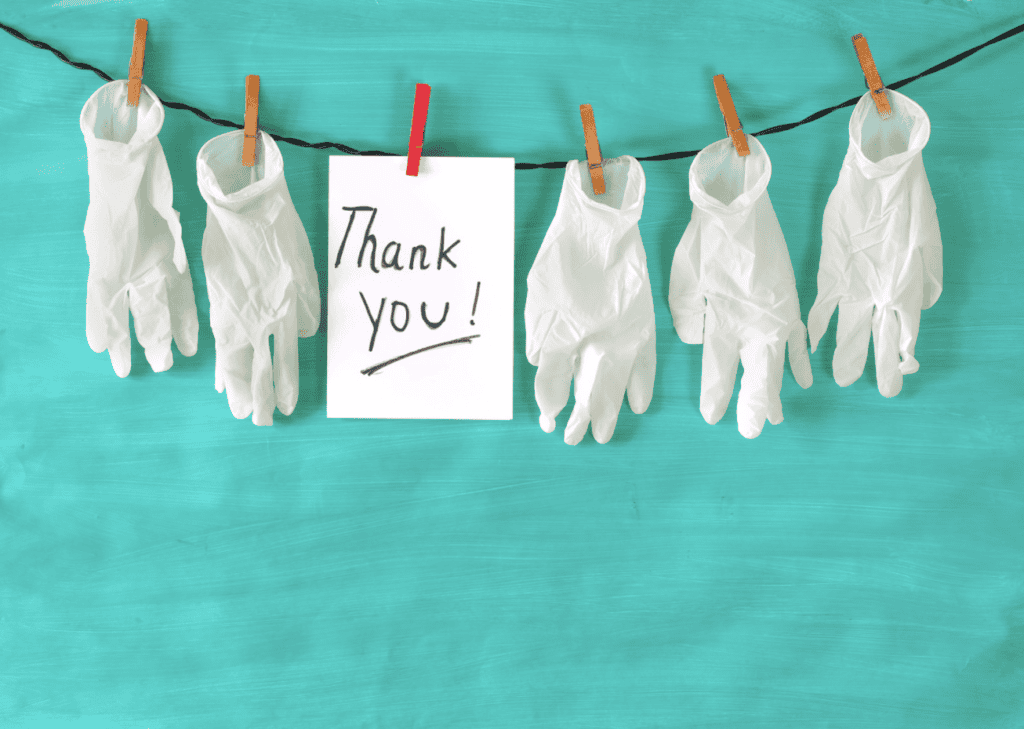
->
196 130 287 221
848 88 931 180
689 135 771 218
81 80 165 165
562 155 645 237
671 306 705 345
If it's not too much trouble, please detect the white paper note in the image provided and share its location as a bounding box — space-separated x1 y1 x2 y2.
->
327 156 515 419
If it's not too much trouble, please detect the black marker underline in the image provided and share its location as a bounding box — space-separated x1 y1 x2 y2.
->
361 334 481 376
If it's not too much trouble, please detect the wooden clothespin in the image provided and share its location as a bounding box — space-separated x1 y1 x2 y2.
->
579 104 605 195
712 74 749 157
242 75 260 168
406 83 431 176
852 34 892 118
126 19 148 107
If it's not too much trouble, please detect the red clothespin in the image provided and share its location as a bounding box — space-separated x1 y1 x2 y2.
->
406 83 431 176
852 34 892 118
242 75 260 168
712 74 749 157
579 104 605 195
126 19 147 107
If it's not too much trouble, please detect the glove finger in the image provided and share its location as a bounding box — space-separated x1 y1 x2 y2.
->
896 305 921 375
873 306 902 398
217 339 255 421
589 346 638 444
807 295 838 354
284 206 321 337
128 277 173 373
700 327 740 426
534 342 577 435
87 280 132 378
296 260 322 339
214 355 225 395
524 308 555 367
272 319 300 417
737 337 785 439
626 330 656 415
787 321 813 390
251 332 276 426
563 399 590 445
168 265 199 357
563 344 602 445
833 300 872 387
297 289 321 338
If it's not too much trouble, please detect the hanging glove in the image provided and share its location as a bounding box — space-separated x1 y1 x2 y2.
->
525 156 656 445
196 130 320 426
807 89 942 397
80 79 199 377
669 135 812 439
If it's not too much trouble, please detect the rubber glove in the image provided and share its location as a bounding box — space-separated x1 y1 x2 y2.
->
80 79 199 377
196 130 320 426
807 89 942 397
525 156 656 445
669 135 812 439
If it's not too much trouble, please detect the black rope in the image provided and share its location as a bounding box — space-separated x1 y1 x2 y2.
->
0 20 115 81
2 19 1022 169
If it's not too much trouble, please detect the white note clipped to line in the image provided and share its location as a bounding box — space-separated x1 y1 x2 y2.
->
327 156 514 419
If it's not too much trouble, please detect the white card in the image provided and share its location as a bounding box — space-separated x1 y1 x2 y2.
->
327 156 515 419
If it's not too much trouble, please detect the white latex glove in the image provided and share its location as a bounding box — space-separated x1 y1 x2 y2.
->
80 80 199 377
808 89 942 398
669 135 812 439
525 156 656 445
197 130 320 426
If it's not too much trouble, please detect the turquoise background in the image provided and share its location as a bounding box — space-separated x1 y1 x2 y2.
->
2 1 1023 726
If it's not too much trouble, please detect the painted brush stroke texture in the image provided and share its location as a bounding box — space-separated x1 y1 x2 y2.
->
1 0 1022 727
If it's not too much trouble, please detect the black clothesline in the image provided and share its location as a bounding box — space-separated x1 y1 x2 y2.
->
2 19 1022 169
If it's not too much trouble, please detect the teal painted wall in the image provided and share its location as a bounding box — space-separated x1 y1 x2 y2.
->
1 1 1022 726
